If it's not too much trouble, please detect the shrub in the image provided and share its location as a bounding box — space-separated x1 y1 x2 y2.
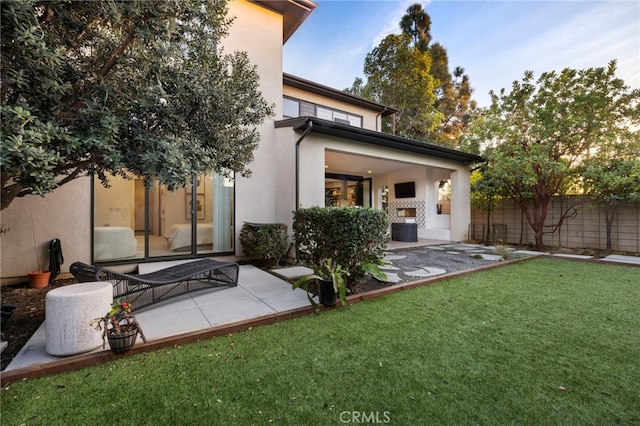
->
240 223 289 267
293 206 388 282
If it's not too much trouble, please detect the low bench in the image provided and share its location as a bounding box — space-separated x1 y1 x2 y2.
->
70 259 239 312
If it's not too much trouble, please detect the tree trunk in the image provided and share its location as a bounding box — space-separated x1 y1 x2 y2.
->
519 209 524 246
532 202 549 251
557 193 564 249
485 200 493 244
605 205 617 252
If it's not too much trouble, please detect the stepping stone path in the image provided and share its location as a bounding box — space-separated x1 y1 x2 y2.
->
383 254 407 261
381 272 402 284
380 265 401 271
404 267 447 278
479 253 503 261
273 244 640 288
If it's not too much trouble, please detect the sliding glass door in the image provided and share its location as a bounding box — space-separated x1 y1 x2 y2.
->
93 171 234 263
324 174 372 208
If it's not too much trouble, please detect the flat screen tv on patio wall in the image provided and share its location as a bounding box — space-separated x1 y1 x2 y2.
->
394 181 415 198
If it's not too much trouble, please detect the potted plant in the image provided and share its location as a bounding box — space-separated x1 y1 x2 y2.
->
90 300 147 353
28 213 50 288
293 259 387 311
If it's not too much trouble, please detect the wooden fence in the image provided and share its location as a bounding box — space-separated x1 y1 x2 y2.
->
470 196 640 253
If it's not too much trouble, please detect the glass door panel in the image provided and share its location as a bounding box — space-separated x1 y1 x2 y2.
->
198 173 234 254
361 178 372 207
93 172 144 262
154 183 193 257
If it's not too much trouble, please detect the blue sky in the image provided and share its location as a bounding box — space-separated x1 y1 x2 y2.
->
283 0 640 108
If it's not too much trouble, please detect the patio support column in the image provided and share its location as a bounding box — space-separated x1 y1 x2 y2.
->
295 120 313 209
449 169 471 241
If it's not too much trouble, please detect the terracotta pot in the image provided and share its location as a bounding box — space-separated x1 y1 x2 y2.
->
28 270 51 288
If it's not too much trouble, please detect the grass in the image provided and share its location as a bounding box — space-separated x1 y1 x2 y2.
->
2 257 639 425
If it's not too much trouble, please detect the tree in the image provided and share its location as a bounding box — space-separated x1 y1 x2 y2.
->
353 33 441 139
580 138 640 251
471 61 640 250
470 159 503 244
1 0 273 211
399 3 431 51
398 3 477 148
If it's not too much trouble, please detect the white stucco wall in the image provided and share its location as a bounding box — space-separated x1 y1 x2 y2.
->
449 169 471 241
225 0 287 254
1 178 91 282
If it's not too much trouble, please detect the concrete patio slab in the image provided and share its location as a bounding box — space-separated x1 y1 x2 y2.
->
512 250 547 256
552 254 594 260
270 266 313 280
4 264 309 372
601 254 640 265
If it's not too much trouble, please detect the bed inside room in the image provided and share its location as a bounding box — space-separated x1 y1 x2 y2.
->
94 173 233 261
162 222 215 251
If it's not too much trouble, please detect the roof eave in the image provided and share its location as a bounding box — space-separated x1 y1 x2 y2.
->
252 0 317 43
283 73 397 117
276 117 485 165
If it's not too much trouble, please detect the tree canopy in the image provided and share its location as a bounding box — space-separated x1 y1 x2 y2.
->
355 33 441 139
579 137 640 250
467 61 640 250
348 3 476 148
1 0 273 210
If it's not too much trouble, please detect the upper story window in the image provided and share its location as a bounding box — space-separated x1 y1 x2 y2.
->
283 96 363 128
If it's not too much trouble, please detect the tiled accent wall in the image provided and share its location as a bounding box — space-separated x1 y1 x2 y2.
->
388 201 426 228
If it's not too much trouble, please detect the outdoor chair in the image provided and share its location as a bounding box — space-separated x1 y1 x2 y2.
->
70 259 239 311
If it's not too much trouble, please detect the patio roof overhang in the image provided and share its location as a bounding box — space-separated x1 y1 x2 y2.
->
253 0 317 43
275 117 485 165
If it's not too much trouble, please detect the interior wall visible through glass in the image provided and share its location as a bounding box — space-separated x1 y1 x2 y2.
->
93 172 234 262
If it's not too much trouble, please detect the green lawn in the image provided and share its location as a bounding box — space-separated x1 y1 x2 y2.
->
2 257 639 425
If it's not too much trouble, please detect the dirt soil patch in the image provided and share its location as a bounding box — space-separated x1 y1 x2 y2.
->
1 278 75 370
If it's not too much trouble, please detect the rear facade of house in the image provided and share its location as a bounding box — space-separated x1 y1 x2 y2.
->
0 0 482 283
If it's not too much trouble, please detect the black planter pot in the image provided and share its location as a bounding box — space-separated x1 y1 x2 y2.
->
317 278 337 306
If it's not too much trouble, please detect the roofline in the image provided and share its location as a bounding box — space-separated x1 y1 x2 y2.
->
252 0 317 43
283 73 397 117
275 117 485 165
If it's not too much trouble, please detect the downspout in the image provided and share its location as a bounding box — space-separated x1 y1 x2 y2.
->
375 107 387 132
295 119 313 209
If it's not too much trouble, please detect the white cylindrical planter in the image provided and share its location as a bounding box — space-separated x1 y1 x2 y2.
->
45 282 113 356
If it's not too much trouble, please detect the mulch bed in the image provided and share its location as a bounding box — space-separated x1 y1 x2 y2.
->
1 278 76 370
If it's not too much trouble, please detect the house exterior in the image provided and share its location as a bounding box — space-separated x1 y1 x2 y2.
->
0 0 482 283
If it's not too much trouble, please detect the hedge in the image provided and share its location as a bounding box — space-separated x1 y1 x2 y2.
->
293 206 388 281
240 222 289 267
